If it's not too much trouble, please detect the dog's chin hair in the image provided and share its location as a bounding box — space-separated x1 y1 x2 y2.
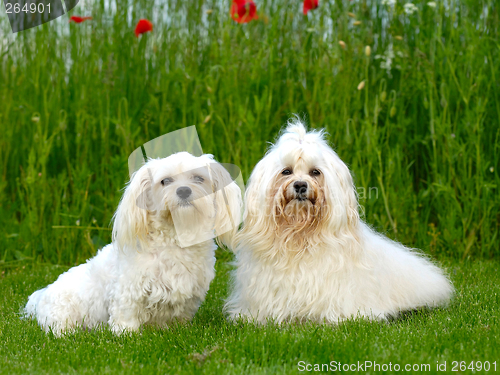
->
272 197 323 251
168 198 218 246
281 199 317 226
267 180 325 250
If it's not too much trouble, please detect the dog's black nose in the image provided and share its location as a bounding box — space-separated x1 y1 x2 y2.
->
176 186 192 199
293 181 308 194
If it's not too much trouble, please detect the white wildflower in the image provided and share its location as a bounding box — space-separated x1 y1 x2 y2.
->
404 3 418 15
427 2 437 8
379 43 395 73
387 44 395 60
382 0 397 5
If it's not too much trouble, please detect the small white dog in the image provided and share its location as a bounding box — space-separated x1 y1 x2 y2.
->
25 152 242 335
225 119 453 323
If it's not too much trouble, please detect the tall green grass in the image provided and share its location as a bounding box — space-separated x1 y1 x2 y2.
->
0 0 499 266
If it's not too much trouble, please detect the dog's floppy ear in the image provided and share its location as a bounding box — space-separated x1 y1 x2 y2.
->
112 162 154 251
242 161 268 220
208 161 243 249
323 149 360 231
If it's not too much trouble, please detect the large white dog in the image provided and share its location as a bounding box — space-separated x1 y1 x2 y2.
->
25 152 242 335
225 119 453 323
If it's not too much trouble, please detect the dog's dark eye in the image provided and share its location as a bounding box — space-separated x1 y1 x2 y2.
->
193 175 204 183
310 169 321 176
282 169 292 176
161 177 174 186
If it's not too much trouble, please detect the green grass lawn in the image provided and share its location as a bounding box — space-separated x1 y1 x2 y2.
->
1 253 499 374
1 0 499 373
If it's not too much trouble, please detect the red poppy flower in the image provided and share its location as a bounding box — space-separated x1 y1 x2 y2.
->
231 0 258 24
135 19 153 38
69 16 92 23
303 0 319 15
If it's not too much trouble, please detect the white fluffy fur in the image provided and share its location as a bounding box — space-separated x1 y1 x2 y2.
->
25 152 242 335
225 119 453 323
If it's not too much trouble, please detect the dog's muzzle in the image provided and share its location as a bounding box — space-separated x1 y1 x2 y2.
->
176 186 192 200
293 181 308 201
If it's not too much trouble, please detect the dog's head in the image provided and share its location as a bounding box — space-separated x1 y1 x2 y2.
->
113 152 242 250
240 118 359 255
